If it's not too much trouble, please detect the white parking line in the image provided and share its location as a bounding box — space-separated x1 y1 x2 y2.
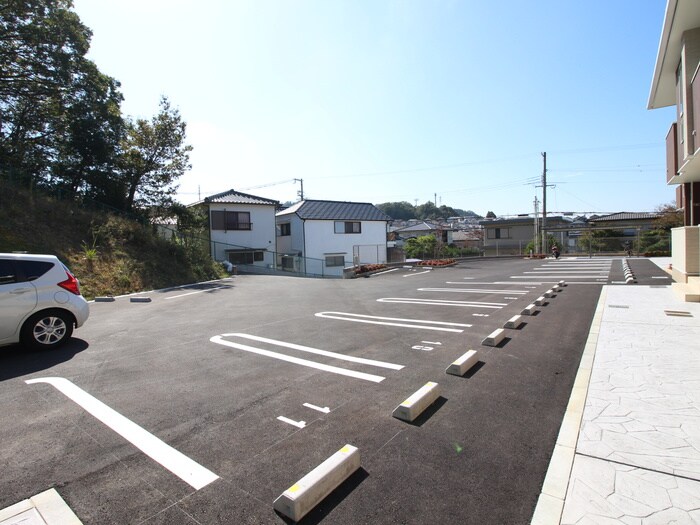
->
220 333 403 370
403 270 432 277
210 336 389 382
25 377 219 490
277 416 306 429
371 268 400 276
445 283 529 292
377 298 505 309
419 287 527 294
315 312 471 332
303 403 330 413
165 286 227 299
511 275 608 279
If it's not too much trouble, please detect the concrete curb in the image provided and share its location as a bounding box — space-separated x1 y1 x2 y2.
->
530 287 607 525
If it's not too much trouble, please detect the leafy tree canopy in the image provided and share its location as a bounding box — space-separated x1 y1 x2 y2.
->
376 201 476 221
653 202 683 231
0 1 192 215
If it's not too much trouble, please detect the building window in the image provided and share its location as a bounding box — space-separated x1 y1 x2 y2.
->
279 223 291 236
211 211 252 231
325 255 346 267
487 227 510 239
227 250 265 265
334 221 361 234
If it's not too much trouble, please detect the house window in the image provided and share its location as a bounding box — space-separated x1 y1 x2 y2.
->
487 228 511 239
279 223 291 236
325 255 346 267
211 211 252 231
227 250 265 265
334 221 361 234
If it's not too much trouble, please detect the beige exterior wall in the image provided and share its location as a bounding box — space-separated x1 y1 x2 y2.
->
672 226 700 282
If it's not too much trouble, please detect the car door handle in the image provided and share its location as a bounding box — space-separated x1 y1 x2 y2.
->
10 288 32 295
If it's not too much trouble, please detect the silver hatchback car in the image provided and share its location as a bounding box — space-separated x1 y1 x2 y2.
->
0 253 90 350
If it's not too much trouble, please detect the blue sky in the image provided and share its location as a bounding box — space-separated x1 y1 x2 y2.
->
72 0 675 216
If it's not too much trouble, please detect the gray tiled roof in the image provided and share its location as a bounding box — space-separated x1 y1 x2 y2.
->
589 212 660 222
277 200 391 221
198 189 279 206
394 221 441 232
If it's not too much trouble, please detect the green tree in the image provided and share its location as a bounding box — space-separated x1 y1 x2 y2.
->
119 96 192 211
52 59 124 201
416 201 440 220
0 0 93 186
404 235 437 259
653 202 683 231
376 201 415 220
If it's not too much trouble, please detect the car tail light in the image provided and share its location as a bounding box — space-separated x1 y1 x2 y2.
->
58 271 81 295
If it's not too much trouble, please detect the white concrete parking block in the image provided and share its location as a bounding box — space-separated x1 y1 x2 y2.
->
482 328 505 347
274 444 360 522
393 382 441 422
445 350 479 376
504 315 524 329
521 304 537 316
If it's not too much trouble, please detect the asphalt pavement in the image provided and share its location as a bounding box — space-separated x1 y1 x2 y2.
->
3 256 693 524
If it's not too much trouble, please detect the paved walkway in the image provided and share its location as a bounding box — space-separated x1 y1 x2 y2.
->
533 260 700 524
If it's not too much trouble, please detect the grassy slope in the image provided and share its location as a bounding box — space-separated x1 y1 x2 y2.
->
0 182 225 299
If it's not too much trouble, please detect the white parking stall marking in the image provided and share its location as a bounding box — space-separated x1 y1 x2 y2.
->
303 403 330 414
511 275 607 280
315 312 471 332
419 287 527 295
403 270 432 277
371 268 400 276
277 416 306 429
377 298 505 309
222 333 403 370
210 336 391 383
446 281 528 295
421 341 442 345
165 286 227 300
25 377 219 490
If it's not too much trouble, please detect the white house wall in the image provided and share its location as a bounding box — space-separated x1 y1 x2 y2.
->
276 214 304 255
304 220 387 276
208 203 277 263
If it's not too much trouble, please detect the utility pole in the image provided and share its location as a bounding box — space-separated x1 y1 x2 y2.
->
294 178 304 200
533 196 540 255
536 152 555 254
541 152 547 253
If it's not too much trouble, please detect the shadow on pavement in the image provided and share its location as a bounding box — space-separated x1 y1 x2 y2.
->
0 338 89 382
277 468 370 525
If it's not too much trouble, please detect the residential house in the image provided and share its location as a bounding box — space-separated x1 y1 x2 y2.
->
588 212 660 233
392 221 454 244
276 200 391 277
450 230 482 250
190 189 280 268
649 0 700 300
479 215 574 256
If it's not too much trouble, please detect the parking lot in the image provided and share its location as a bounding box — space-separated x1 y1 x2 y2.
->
1 257 661 524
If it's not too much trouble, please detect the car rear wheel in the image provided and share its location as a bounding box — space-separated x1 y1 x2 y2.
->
20 310 74 350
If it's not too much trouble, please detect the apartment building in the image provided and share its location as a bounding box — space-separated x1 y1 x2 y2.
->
649 0 700 300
